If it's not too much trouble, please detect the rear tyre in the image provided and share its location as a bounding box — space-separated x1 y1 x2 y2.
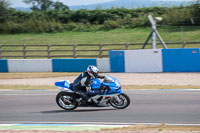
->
109 93 130 109
56 91 78 110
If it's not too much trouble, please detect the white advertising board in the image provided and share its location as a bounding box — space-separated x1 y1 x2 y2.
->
96 58 110 72
8 59 52 72
125 49 163 72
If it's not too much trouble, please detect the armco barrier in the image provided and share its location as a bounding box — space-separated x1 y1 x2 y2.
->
52 59 97 72
109 51 125 72
8 59 52 72
162 48 200 72
0 59 109 73
2 48 199 73
110 50 162 73
109 48 200 72
0 59 8 72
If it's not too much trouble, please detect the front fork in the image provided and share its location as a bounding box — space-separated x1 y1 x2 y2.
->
112 95 121 103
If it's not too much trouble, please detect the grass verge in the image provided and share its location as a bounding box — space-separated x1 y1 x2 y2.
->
0 85 199 90
0 72 79 79
102 124 200 132
0 124 200 132
0 126 104 131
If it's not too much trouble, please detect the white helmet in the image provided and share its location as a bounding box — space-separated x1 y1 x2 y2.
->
87 65 99 78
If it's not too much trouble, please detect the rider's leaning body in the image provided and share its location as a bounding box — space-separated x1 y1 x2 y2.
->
73 65 104 103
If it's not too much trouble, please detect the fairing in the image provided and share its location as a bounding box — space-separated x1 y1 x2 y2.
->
90 78 101 90
55 75 122 95
91 75 122 95
55 80 70 88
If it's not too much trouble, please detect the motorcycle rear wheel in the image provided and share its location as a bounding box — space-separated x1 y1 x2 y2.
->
56 91 78 110
109 93 130 109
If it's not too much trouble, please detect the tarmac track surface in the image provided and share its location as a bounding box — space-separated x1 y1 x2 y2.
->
0 89 200 125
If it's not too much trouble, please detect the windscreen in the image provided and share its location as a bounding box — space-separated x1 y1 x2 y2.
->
103 75 114 83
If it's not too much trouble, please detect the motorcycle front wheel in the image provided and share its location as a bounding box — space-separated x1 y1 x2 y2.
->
109 93 130 109
56 91 78 110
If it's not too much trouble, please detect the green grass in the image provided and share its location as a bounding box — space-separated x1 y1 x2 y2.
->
0 27 200 45
0 27 200 58
0 28 150 45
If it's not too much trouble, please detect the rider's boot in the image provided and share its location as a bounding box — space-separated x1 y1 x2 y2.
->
79 92 89 105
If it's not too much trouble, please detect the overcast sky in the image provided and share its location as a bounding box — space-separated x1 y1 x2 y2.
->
8 0 195 7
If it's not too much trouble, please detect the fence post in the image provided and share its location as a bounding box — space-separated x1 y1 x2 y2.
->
99 44 103 58
0 45 2 59
73 44 76 58
126 43 129 50
181 26 184 43
48 44 51 59
23 45 26 59
182 42 186 48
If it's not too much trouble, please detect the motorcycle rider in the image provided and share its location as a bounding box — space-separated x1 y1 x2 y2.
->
73 65 105 104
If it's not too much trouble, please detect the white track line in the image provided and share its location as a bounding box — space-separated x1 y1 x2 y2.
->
0 94 54 96
0 124 16 126
1 122 200 126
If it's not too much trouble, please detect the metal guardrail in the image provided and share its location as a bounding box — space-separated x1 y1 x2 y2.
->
0 42 199 59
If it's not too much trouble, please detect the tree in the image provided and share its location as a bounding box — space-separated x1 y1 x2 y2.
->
23 0 54 11
191 0 200 25
23 0 69 11
0 0 11 22
53 1 69 11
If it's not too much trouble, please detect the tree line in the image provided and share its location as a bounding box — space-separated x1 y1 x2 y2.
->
0 0 200 33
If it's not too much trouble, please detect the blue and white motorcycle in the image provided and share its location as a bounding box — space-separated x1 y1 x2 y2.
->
55 75 130 110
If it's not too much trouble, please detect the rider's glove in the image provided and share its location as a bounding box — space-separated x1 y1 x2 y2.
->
86 86 91 93
96 75 105 79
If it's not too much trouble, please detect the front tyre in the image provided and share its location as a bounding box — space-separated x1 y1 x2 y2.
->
56 91 78 110
109 93 130 109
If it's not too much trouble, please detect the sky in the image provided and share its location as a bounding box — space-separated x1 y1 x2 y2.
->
8 0 115 7
8 0 195 7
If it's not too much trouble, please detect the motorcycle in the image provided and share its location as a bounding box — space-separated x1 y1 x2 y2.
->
55 75 130 110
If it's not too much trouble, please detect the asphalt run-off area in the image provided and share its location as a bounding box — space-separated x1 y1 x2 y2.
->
0 89 200 126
